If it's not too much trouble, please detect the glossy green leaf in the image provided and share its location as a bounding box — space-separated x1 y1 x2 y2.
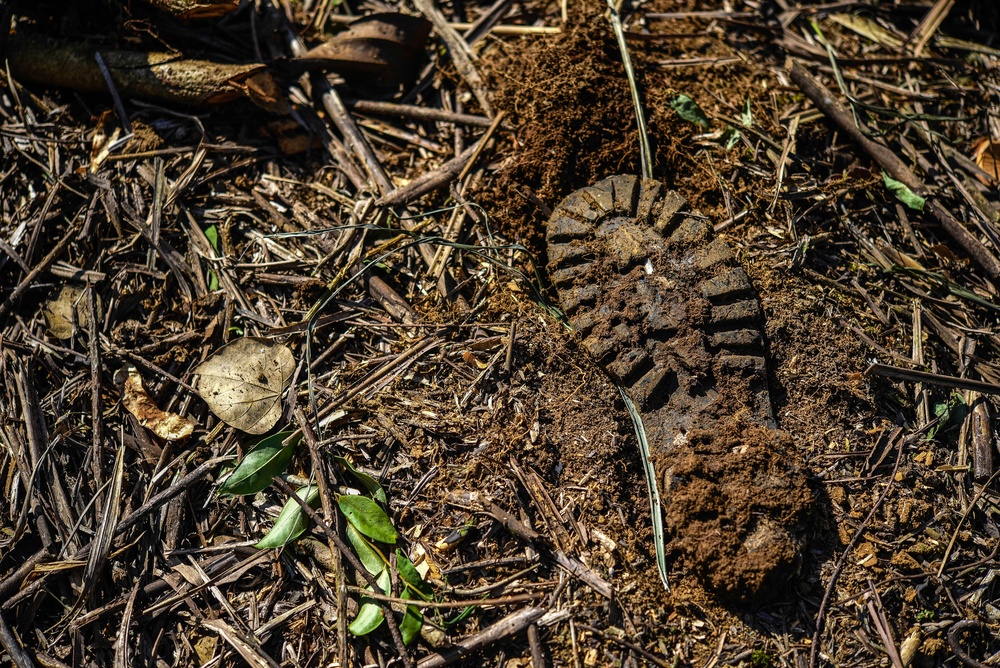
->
669 94 710 128
335 456 387 504
220 431 300 497
255 485 319 549
883 172 925 211
204 225 220 252
338 494 398 544
347 523 388 575
399 589 423 646
396 549 432 600
349 569 389 636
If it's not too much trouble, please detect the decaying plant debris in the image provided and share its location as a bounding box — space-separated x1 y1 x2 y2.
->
2 0 1000 666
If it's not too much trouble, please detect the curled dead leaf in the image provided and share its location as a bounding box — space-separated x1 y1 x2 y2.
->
122 367 195 441
194 337 295 435
290 13 431 90
971 137 1000 184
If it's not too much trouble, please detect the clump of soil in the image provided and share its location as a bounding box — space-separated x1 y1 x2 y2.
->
660 423 813 601
482 16 642 251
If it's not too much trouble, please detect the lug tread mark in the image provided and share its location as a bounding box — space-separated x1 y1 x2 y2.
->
627 365 678 411
561 284 599 314
607 174 640 213
667 216 710 244
710 300 761 326
607 348 652 383
697 268 753 302
582 334 616 363
653 190 689 235
636 179 664 226
580 184 615 215
550 263 595 288
557 193 602 223
546 176 776 437
547 240 591 269
696 238 736 270
548 214 593 243
708 329 762 349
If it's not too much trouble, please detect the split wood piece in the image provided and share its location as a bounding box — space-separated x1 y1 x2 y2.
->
966 394 994 481
280 17 394 197
864 584 904 668
451 491 613 598
137 551 272 619
909 0 956 56
375 139 483 208
412 0 494 117
6 35 283 112
866 363 1000 396
293 409 348 668
460 0 514 45
315 335 442 421
277 13 447 281
368 275 419 324
417 607 546 668
789 63 1000 279
15 365 79 553
201 618 280 668
346 99 497 129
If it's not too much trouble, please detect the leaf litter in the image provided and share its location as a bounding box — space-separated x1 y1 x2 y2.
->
195 337 295 435
2 0 1000 666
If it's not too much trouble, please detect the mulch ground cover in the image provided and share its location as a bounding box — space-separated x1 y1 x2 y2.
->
2 0 1000 666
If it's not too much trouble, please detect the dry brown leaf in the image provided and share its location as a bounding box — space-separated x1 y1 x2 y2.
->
195 337 295 435
123 367 196 441
43 285 88 339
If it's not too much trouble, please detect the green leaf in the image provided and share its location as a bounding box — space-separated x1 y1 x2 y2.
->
347 524 388 575
208 270 219 292
335 456 387 504
349 569 390 636
721 126 741 150
741 98 753 128
669 94 710 128
220 431 300 497
338 494 398 544
396 549 432 600
927 391 966 440
205 225 220 252
399 589 423 646
255 485 319 549
882 172 925 211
